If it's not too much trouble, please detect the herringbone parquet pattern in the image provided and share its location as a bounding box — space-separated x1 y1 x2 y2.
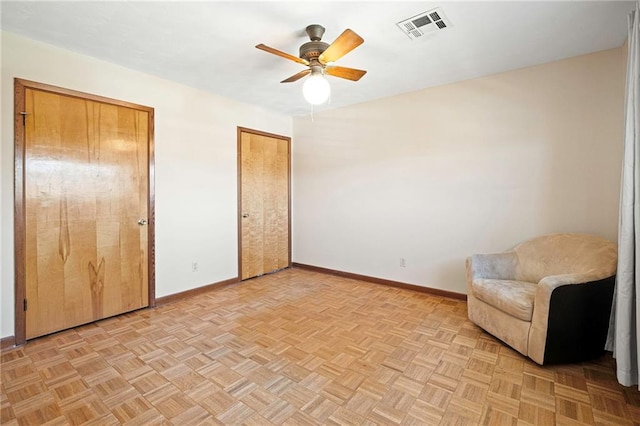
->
1 268 639 425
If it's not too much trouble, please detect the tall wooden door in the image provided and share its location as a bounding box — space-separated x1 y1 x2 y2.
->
238 128 290 280
15 79 154 342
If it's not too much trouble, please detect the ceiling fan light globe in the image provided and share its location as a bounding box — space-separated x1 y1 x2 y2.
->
302 74 330 105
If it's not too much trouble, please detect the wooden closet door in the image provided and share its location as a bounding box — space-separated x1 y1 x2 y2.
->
23 87 150 339
239 128 290 280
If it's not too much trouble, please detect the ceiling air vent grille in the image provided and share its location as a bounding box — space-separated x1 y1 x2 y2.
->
396 7 452 40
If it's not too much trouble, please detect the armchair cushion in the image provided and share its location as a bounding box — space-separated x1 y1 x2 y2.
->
471 279 536 321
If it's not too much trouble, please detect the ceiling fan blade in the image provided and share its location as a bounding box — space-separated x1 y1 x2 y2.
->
256 44 309 66
325 66 367 81
318 29 364 64
281 69 311 83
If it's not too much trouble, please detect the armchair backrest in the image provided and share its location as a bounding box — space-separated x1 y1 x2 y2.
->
512 233 617 283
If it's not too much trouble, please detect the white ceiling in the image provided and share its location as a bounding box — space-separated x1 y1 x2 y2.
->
1 1 635 116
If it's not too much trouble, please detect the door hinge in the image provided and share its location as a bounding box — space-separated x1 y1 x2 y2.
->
23 299 27 311
20 112 29 125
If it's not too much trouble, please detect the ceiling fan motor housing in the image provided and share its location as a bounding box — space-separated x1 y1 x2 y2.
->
299 41 329 62
300 24 329 62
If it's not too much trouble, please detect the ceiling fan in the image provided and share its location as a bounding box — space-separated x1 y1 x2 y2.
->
256 25 366 104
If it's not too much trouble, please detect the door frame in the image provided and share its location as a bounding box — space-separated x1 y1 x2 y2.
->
237 127 292 279
14 78 156 345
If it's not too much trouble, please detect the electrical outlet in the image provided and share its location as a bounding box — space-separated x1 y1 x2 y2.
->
192 262 198 272
400 258 406 268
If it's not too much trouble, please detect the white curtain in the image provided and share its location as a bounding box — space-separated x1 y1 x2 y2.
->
606 2 640 388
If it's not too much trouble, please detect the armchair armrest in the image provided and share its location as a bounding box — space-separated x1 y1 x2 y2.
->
466 252 518 283
532 273 604 326
529 272 616 364
538 271 611 291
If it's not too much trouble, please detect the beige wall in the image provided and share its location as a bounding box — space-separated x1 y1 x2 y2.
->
292 47 625 293
0 32 292 338
0 31 626 339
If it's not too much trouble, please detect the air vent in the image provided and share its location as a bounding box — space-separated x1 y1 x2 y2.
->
396 7 452 40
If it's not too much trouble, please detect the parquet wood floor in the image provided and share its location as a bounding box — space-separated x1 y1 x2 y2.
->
2 268 639 425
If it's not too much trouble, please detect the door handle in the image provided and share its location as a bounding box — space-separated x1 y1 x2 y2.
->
138 219 148 226
242 213 249 218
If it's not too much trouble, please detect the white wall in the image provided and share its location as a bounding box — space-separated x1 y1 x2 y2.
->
0 32 292 338
292 47 625 294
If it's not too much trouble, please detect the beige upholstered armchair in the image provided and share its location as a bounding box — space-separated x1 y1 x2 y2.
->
466 233 617 365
